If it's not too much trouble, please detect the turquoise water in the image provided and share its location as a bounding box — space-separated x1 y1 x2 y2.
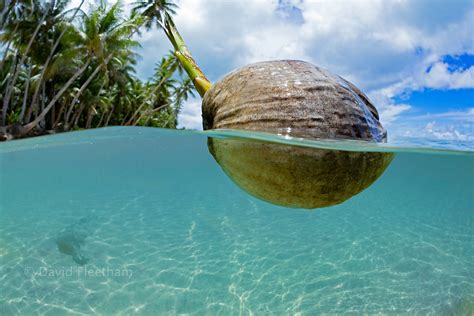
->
0 127 473 314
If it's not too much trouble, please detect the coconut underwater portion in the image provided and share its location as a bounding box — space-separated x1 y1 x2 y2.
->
202 60 393 208
208 137 394 208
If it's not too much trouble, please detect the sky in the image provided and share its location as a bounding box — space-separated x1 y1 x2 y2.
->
74 0 474 143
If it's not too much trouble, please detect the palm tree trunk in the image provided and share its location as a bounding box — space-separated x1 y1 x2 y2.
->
0 22 19 70
122 109 130 123
21 58 91 135
96 110 107 128
36 81 46 129
0 22 20 69
126 102 147 125
53 103 66 128
1 52 18 125
50 101 56 129
125 73 172 125
85 107 95 129
24 85 36 123
30 0 85 117
0 0 15 27
65 61 106 124
133 103 169 126
104 105 115 127
72 102 85 128
2 6 50 125
18 62 33 123
65 52 114 124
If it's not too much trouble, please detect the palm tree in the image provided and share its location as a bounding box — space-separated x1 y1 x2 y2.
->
130 0 201 127
131 0 211 96
26 0 85 123
0 0 196 140
63 1 142 129
0 0 25 69
2 0 51 125
126 53 177 124
131 0 176 30
125 52 194 127
23 1 142 135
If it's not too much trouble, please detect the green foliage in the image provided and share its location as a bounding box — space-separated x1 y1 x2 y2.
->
0 0 194 137
131 0 177 30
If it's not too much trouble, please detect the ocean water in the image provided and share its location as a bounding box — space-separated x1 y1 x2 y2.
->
0 127 473 315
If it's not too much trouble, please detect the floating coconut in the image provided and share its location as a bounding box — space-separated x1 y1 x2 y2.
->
161 15 393 208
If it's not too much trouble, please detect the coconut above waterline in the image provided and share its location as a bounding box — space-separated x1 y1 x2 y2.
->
202 60 387 141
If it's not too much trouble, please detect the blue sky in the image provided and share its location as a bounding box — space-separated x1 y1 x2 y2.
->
75 0 474 142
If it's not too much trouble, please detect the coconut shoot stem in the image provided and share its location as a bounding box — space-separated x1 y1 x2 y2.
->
163 13 212 97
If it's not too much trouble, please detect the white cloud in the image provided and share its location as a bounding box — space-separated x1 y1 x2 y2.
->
367 86 413 127
389 108 474 144
421 63 474 89
73 1 474 136
406 108 474 121
379 104 412 126
423 120 474 141
177 99 202 130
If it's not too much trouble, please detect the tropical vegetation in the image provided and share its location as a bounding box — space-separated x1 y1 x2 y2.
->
0 0 195 140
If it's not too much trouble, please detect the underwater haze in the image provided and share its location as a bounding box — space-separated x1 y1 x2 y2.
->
0 127 473 314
